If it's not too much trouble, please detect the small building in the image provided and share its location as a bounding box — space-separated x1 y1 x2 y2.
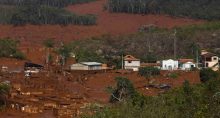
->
123 55 140 71
161 59 178 70
70 62 102 70
178 59 196 70
24 62 44 73
201 50 219 71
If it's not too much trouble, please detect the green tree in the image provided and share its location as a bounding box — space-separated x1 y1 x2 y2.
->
107 77 137 103
200 68 219 82
0 83 10 107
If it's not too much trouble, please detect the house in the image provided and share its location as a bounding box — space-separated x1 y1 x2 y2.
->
123 55 140 71
70 62 102 70
161 59 178 70
201 50 219 71
178 59 196 70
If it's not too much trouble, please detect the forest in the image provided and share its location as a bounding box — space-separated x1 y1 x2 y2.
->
0 0 97 25
106 0 220 20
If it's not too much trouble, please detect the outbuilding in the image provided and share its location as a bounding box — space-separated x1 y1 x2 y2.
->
70 62 102 70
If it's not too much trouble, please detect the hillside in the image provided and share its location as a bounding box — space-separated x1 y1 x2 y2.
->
0 0 204 45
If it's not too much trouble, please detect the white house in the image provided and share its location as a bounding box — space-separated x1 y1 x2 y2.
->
124 55 140 71
201 50 219 71
70 62 102 70
178 59 196 70
161 59 178 70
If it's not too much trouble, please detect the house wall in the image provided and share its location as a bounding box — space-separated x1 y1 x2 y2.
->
181 62 195 70
70 64 102 70
88 65 102 70
70 64 89 70
204 56 219 71
161 60 178 70
124 60 140 70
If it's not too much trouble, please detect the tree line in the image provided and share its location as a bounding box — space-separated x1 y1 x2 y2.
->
0 0 97 25
106 0 220 20
0 0 96 8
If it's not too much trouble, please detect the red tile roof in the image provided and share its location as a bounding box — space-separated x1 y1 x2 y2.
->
124 55 140 61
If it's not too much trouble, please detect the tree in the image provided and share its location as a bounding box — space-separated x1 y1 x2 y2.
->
0 38 25 59
43 39 55 68
200 68 219 82
138 67 160 78
107 77 137 103
0 83 10 107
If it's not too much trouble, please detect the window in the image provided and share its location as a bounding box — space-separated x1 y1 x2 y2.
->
206 57 212 62
213 57 217 61
206 63 209 67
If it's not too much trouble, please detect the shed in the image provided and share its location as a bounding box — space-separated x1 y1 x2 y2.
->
70 62 102 70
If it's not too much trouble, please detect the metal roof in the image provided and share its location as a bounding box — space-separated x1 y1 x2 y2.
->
80 62 102 66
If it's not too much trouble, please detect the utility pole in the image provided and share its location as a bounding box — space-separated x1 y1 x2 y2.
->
196 47 199 68
173 29 177 59
121 54 124 70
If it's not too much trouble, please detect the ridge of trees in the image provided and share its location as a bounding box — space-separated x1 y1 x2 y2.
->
106 0 220 20
0 0 97 25
0 0 96 8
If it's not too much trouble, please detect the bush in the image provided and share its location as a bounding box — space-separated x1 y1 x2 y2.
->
168 73 179 79
138 67 160 78
200 68 219 82
0 38 25 59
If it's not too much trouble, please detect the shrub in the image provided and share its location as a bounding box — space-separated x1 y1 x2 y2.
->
0 38 25 59
138 67 160 78
200 68 219 82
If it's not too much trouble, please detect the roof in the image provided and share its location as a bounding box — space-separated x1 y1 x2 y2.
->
202 52 218 58
80 62 102 66
24 62 44 68
141 63 161 67
124 55 140 61
178 59 194 63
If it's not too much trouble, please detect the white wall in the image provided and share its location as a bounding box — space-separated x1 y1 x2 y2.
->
161 59 178 70
70 63 89 70
181 62 195 70
124 60 140 70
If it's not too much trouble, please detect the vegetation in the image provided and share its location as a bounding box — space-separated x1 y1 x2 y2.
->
200 68 219 82
139 67 160 78
0 38 25 59
85 73 220 118
0 83 10 107
0 0 96 8
107 77 137 103
106 0 220 20
62 22 220 67
0 0 97 25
